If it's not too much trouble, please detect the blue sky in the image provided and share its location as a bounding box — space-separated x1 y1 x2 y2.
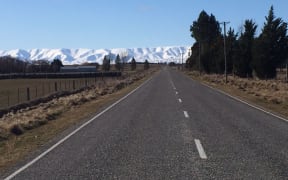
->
0 0 287 50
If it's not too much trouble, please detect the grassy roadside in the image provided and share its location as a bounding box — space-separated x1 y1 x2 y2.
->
0 78 105 109
0 69 158 174
183 71 288 119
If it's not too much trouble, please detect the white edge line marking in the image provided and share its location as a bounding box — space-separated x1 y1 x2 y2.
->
184 111 189 118
178 99 182 103
195 139 207 159
199 82 288 123
4 76 154 180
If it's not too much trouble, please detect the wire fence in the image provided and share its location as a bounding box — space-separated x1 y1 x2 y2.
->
0 65 159 110
0 77 113 110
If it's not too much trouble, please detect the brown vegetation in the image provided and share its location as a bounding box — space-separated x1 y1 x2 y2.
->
0 69 155 141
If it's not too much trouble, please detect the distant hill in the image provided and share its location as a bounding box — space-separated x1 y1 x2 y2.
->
0 46 190 65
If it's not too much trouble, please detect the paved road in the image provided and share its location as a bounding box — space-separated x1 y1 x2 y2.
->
4 67 288 179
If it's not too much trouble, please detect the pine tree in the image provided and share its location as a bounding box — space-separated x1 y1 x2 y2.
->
253 6 288 79
144 60 149 70
234 19 257 77
190 10 222 73
186 46 196 70
102 55 110 71
131 57 136 71
190 11 221 44
115 54 122 71
51 58 64 72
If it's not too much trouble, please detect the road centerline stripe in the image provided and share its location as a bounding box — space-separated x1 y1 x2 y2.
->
184 111 189 118
170 80 176 90
178 99 182 103
195 139 207 159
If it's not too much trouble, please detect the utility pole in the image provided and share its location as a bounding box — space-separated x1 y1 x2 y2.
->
181 52 184 70
286 58 288 83
221 21 230 83
199 42 201 75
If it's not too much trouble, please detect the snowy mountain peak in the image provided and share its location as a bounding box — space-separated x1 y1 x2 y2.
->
0 46 191 65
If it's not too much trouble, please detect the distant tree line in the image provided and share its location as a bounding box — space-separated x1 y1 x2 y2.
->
102 54 149 71
187 6 288 79
0 54 150 74
0 56 64 74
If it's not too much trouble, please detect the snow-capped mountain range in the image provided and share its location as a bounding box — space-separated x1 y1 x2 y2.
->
0 46 190 65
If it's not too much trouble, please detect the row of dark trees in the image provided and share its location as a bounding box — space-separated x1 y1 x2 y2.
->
187 6 288 79
102 54 149 71
0 54 150 74
0 56 64 74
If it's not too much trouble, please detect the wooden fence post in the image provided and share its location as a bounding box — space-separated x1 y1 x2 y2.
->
7 92 10 107
42 83 45 96
55 82 57 92
17 88 20 103
27 88 30 101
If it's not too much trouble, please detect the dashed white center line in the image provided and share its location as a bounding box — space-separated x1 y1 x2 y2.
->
176 91 178 95
170 80 176 90
178 99 182 103
195 139 207 159
183 111 189 118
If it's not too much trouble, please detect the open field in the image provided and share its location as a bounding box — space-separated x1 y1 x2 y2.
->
0 77 109 109
0 67 159 173
184 71 288 119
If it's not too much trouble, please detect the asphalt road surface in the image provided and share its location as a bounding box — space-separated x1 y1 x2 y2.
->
3 67 288 179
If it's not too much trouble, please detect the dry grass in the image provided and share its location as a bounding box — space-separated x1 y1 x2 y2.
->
185 71 288 118
0 78 104 109
0 68 159 173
